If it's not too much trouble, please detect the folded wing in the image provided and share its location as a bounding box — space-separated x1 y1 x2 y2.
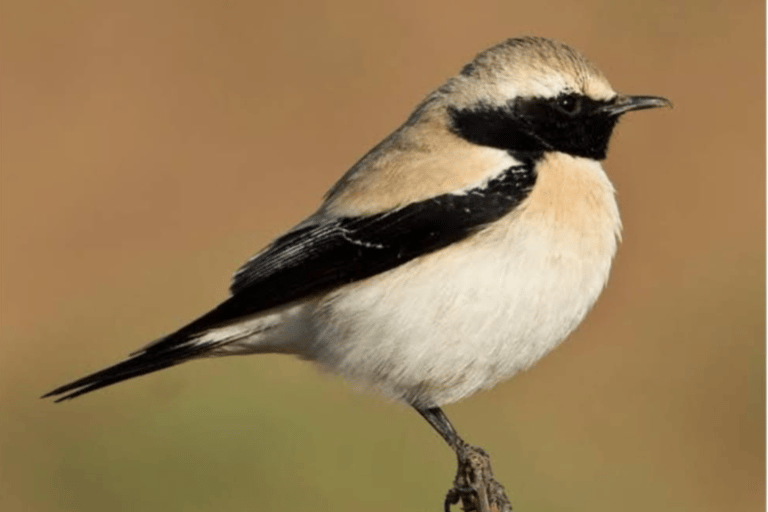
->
43 162 535 402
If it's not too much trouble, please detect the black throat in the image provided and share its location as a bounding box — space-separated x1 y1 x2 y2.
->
449 94 620 161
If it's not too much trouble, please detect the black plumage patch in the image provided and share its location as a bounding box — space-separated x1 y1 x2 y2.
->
41 343 216 402
449 93 620 160
160 165 535 341
207 162 537 328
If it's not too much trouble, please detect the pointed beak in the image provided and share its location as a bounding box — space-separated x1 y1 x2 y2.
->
601 95 672 116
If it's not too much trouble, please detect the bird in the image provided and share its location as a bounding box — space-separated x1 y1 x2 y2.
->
44 36 669 505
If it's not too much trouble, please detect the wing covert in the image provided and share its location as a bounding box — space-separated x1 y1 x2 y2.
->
150 162 536 346
230 162 536 307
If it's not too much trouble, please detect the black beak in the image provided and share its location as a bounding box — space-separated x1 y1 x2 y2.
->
601 95 672 116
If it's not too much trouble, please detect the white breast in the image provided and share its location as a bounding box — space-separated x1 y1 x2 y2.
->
305 154 621 407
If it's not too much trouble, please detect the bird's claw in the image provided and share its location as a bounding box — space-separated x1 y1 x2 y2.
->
443 444 512 512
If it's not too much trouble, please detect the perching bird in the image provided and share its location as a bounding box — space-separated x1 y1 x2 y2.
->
44 36 669 504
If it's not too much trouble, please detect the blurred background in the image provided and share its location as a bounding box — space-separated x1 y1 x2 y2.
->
1 1 764 511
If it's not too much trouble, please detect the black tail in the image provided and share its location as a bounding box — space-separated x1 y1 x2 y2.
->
41 342 215 403
43 295 263 402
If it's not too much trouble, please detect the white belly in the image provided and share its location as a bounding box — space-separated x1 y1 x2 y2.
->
305 155 620 406
215 155 621 407
306 212 616 406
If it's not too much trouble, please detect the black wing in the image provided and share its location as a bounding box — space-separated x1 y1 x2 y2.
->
43 162 535 401
183 161 536 333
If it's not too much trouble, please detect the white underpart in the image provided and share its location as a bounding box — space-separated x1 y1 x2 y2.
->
205 153 620 408
308 153 620 407
200 302 313 355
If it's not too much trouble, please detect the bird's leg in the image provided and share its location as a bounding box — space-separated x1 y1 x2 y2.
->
414 406 513 512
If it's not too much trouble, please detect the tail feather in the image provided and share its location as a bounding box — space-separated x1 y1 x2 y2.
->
41 342 217 403
42 296 286 402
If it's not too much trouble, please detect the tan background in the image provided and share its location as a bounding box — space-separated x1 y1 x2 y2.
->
1 1 764 511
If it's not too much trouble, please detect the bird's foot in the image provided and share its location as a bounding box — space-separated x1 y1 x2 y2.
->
444 445 512 512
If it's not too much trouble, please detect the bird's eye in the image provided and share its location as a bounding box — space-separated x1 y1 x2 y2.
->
555 95 582 115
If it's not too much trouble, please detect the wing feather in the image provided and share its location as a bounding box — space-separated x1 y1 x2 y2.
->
42 162 535 401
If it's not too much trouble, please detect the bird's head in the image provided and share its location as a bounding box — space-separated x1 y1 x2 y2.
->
431 37 670 161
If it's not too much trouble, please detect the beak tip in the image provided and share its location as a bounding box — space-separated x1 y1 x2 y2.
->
608 95 673 116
